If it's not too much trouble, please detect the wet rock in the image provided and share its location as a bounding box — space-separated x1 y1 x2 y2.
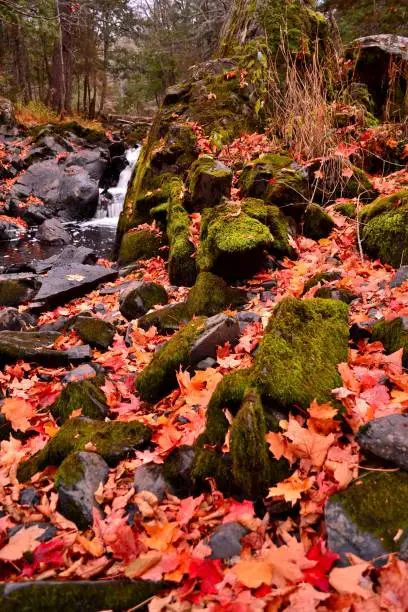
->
33 245 96 274
0 331 91 367
187 155 232 210
0 580 169 612
19 487 40 507
63 364 97 384
51 378 108 423
0 273 40 306
119 281 168 321
33 263 117 309
0 307 35 330
207 522 248 559
17 417 151 482
391 266 408 288
72 316 115 350
356 414 408 469
0 218 27 241
326 471 408 565
56 451 109 528
134 464 169 501
37 218 71 245
190 314 240 364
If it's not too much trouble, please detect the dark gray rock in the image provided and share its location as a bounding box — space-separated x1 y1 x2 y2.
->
164 446 195 498
63 364 97 384
391 266 408 288
57 451 109 529
0 331 92 367
72 316 115 350
34 263 118 309
65 149 107 182
188 156 232 210
0 218 27 241
33 245 96 274
207 522 248 560
0 307 35 331
134 464 169 501
37 218 71 245
356 414 408 469
19 488 40 507
119 281 168 320
0 273 41 306
190 314 240 364
64 345 93 364
237 311 262 331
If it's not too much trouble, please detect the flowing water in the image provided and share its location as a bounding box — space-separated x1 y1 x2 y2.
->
0 146 141 266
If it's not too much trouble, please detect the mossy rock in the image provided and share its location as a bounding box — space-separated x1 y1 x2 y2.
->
362 200 408 267
360 189 408 224
187 155 232 210
326 471 408 564
197 202 273 280
0 580 170 612
372 317 408 367
334 201 357 218
17 417 151 482
238 154 293 199
136 317 207 403
241 198 296 259
166 176 197 286
119 281 168 321
51 378 108 424
138 302 190 334
303 203 335 240
118 230 162 265
311 162 377 203
265 167 310 207
303 270 342 294
150 202 169 226
314 287 357 304
73 316 115 350
0 277 38 307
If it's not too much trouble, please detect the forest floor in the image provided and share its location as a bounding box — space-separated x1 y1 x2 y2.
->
0 125 408 610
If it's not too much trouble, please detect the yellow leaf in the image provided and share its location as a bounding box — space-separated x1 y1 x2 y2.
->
125 551 162 578
283 417 335 467
76 535 104 557
142 521 179 552
233 559 273 588
268 471 314 505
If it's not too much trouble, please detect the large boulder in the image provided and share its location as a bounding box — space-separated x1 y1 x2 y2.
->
51 378 108 423
119 281 168 321
37 218 71 245
187 156 232 210
0 331 92 368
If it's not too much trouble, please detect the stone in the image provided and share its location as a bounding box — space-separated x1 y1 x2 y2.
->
0 580 169 612
50 378 108 423
0 218 27 241
33 245 96 274
134 464 169 502
326 471 408 565
356 414 408 469
119 281 168 321
371 317 408 367
0 308 35 331
9 522 57 544
72 316 115 350
162 446 195 498
19 487 40 507
391 266 408 288
238 154 293 199
188 155 232 210
303 204 334 240
0 273 40 306
314 287 357 304
37 218 71 245
189 314 240 364
63 364 97 384
237 311 262 331
0 331 92 368
33 263 118 309
64 149 107 182
207 522 248 559
56 451 109 528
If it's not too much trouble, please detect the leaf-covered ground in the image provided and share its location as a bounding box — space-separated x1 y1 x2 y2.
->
1 126 408 610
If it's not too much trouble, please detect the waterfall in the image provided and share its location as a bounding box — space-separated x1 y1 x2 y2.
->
83 146 141 227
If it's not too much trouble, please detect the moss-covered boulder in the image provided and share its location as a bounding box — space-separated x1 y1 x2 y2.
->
136 317 206 403
237 154 293 199
361 191 408 267
265 166 310 207
72 316 115 350
188 155 232 210
118 229 162 265
326 471 408 565
51 378 108 423
138 303 190 334
334 201 357 218
303 270 342 294
119 281 168 321
241 198 296 259
166 175 197 286
55 451 109 528
0 580 170 612
314 287 357 304
371 317 408 367
303 203 335 240
198 202 273 280
17 417 151 482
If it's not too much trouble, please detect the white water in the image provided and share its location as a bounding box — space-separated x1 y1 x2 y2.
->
83 146 141 227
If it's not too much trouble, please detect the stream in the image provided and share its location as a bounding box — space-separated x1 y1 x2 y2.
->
0 146 141 266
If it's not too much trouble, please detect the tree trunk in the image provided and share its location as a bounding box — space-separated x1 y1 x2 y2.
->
50 0 74 114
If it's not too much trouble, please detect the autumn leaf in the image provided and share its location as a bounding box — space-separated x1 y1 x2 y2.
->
267 471 314 505
143 521 179 552
125 551 162 578
21 537 65 577
189 558 223 594
0 525 45 561
283 417 336 467
233 558 274 588
265 431 296 463
303 539 339 591
1 397 36 432
176 495 204 526
329 562 373 598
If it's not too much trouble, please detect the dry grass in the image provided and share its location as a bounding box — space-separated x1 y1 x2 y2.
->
15 101 103 132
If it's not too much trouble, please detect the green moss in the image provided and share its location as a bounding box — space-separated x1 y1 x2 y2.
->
334 201 357 218
0 580 170 612
331 471 408 553
51 378 107 424
120 281 169 321
252 297 349 409
186 271 246 316
266 167 309 206
150 202 169 226
197 202 273 279
314 287 356 304
136 317 206 403
303 203 335 240
344 166 377 201
54 452 85 488
362 204 408 267
191 447 234 495
188 155 232 210
17 418 150 482
241 198 295 259
0 280 31 307
72 317 115 349
167 176 197 286
238 154 293 199
303 271 342 294
138 303 190 333
372 318 408 367
360 190 408 224
118 230 162 265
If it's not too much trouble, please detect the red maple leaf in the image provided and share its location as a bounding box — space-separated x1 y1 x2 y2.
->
303 539 339 591
21 537 65 577
189 558 223 594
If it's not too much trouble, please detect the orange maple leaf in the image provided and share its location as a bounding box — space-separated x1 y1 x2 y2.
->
1 397 36 432
267 471 314 505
